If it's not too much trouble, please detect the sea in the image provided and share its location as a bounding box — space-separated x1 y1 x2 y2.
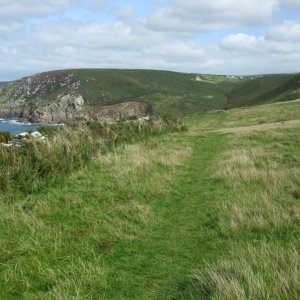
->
0 118 45 136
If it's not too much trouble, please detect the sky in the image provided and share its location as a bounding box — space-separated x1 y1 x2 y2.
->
1 0 300 80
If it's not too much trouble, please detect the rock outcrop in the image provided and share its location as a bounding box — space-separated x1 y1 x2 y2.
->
33 94 85 123
0 70 151 123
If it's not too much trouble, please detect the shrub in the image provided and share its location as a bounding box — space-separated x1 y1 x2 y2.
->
38 126 60 136
0 131 12 143
1 116 186 195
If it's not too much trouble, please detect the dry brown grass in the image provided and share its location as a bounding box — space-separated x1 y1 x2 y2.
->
193 243 300 300
217 119 300 134
97 136 192 196
213 129 300 234
190 125 300 299
187 98 300 134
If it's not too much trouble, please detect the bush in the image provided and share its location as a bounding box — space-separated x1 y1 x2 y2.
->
38 126 59 136
0 131 12 143
1 117 187 195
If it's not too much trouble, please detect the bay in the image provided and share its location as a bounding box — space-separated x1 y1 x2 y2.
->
0 119 45 136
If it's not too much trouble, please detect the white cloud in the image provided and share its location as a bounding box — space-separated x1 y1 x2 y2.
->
279 0 300 9
146 0 278 32
1 1 300 79
220 33 264 51
0 21 22 34
110 5 135 20
267 21 300 42
0 0 80 19
220 21 300 56
0 0 81 35
90 0 107 11
0 18 222 79
31 21 172 51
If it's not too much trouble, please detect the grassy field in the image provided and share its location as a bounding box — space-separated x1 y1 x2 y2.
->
0 100 299 299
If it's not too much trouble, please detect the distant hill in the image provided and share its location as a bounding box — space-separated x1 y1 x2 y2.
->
0 69 299 123
225 74 300 108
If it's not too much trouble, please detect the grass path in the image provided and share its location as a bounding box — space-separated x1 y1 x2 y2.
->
2 100 299 299
0 132 228 299
99 133 227 299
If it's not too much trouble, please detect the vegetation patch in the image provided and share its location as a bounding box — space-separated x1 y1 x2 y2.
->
0 131 12 143
0 116 185 195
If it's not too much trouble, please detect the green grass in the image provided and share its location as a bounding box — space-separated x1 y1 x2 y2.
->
180 101 300 299
185 98 300 132
0 100 299 299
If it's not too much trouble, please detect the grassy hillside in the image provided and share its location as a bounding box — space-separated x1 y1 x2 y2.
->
66 69 300 113
226 74 300 108
1 69 300 116
71 69 235 114
0 100 299 298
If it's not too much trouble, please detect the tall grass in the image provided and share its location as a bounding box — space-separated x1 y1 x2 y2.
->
192 243 299 300
0 125 191 299
189 128 300 299
0 117 186 195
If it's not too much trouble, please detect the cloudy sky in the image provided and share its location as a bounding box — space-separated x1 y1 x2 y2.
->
1 0 300 80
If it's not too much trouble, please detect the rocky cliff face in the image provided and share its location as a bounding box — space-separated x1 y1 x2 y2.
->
0 70 151 123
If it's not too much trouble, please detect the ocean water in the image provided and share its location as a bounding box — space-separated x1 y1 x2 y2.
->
0 118 44 136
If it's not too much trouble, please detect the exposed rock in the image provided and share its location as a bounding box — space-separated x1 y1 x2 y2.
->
16 131 46 142
17 132 29 138
32 94 86 123
0 99 151 124
0 70 152 123
138 115 151 122
93 101 152 122
31 131 42 138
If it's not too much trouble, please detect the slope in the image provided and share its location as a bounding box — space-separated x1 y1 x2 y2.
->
1 69 300 121
226 73 300 108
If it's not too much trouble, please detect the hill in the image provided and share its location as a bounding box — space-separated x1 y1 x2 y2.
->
225 73 300 107
0 69 300 122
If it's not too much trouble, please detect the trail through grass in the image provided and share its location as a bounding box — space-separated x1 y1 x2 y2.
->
1 100 299 299
101 133 227 299
0 130 228 299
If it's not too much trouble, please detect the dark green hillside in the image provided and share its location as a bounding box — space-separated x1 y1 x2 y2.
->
72 69 234 114
50 69 300 113
226 74 300 108
1 69 300 118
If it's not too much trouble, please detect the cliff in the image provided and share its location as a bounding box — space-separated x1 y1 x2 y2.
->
0 70 151 123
